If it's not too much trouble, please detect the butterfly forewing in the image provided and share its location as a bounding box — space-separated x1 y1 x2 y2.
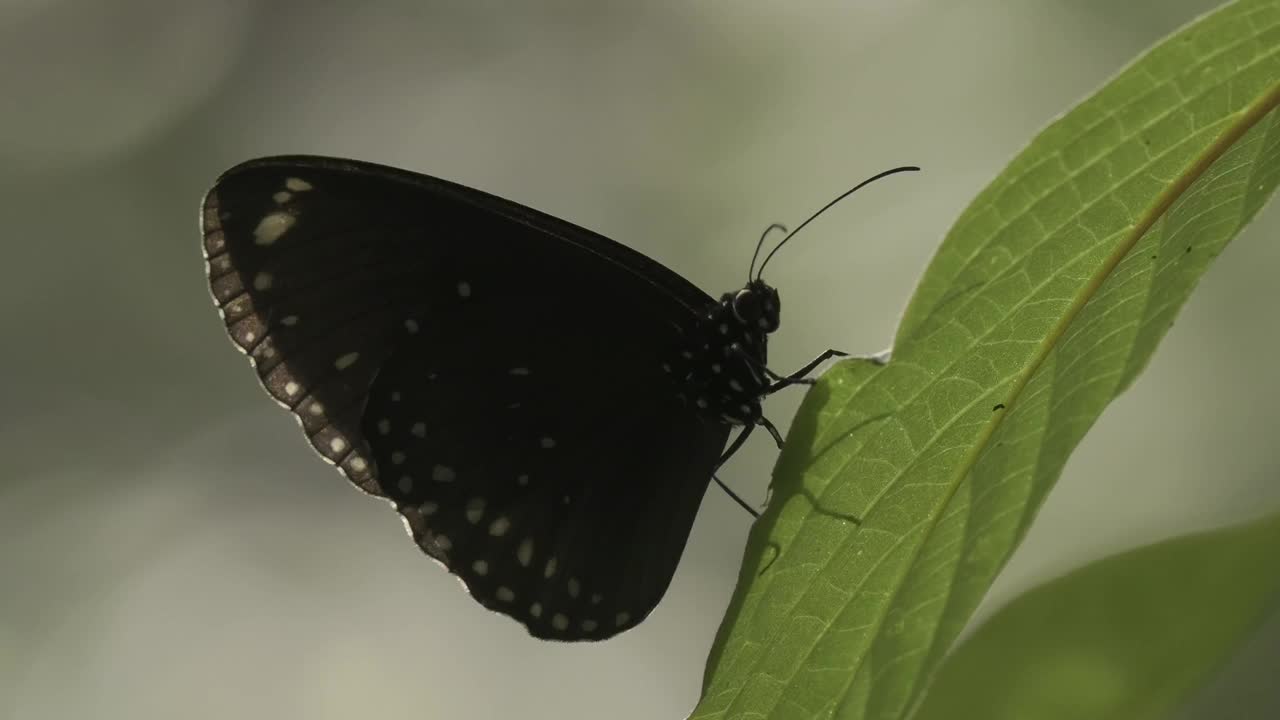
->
202 156 729 640
203 165 453 491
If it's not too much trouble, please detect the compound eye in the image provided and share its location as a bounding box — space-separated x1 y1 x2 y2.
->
732 289 763 322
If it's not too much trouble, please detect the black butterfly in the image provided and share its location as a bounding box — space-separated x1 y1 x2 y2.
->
201 156 915 641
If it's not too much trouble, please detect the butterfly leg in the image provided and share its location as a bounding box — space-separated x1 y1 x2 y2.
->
714 422 754 469
713 475 760 519
712 424 761 518
730 344 824 386
734 345 866 395
764 348 851 394
759 416 785 449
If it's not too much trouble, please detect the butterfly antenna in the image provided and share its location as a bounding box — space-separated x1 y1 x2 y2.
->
748 223 788 282
755 165 921 280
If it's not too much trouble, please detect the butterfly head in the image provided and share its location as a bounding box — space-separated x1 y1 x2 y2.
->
727 279 781 334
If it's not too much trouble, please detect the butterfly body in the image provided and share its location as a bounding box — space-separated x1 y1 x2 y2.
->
665 280 779 427
202 156 788 640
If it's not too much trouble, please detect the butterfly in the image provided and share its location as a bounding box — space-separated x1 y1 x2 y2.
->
201 155 916 640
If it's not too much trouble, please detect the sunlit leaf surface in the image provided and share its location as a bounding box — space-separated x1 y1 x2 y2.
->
695 1 1280 717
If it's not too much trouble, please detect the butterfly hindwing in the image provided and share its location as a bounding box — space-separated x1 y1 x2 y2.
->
368 281 729 639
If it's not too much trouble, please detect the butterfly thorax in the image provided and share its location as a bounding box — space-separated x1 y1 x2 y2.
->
664 279 781 426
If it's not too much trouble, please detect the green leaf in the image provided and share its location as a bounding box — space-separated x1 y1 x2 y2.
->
913 512 1280 720
693 1 1280 718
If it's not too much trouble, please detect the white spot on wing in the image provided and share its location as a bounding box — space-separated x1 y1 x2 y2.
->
411 422 426 438
253 212 294 245
285 177 313 192
552 614 568 631
615 611 630 627
391 451 406 465
308 402 324 416
404 318 419 334
509 367 530 376
472 559 489 576
567 577 580 598
544 556 558 578
433 464 456 482
420 501 438 516
334 352 359 370
272 191 291 204
456 281 472 298
281 315 299 326
540 436 556 449
329 437 347 454
377 419 391 435
581 619 598 632
253 272 273 290
496 586 515 603
284 381 301 397
466 497 485 524
517 538 534 567
349 456 367 472
489 516 510 536
398 475 413 492
530 602 543 618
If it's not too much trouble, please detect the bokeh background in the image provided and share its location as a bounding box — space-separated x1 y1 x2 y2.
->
2 1 1277 718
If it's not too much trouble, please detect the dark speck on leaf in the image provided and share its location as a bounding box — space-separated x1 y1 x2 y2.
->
1186 246 1192 253
993 403 1006 412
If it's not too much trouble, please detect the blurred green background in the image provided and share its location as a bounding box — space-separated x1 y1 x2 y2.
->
2 1 1277 718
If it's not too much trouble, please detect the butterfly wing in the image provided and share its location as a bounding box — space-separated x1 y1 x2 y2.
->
371 292 728 639
202 156 730 639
